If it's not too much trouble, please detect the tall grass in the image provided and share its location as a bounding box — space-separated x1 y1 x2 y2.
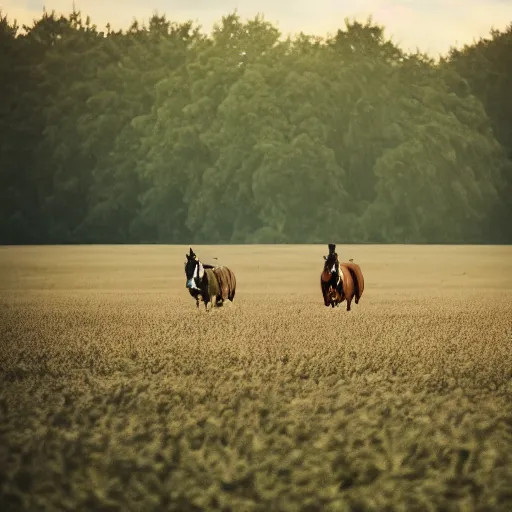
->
1 245 511 511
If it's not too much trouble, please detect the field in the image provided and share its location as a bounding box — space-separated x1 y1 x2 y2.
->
1 244 511 511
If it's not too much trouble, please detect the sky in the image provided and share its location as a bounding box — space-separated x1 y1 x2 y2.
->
3 0 512 56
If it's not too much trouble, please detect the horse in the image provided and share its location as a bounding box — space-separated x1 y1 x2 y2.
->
184 248 236 310
320 243 364 311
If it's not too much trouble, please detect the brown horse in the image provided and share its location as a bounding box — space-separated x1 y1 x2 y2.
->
320 244 364 311
185 248 236 310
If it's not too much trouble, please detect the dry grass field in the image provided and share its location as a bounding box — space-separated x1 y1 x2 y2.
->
0 244 511 512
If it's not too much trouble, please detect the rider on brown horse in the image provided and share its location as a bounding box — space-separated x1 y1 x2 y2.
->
321 243 364 310
321 243 344 306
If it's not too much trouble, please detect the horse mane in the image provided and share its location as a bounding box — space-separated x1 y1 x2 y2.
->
202 263 217 269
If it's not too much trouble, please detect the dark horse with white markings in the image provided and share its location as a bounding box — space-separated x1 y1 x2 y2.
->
185 248 236 310
320 243 364 311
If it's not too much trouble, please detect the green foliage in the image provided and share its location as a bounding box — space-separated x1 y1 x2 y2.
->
444 24 512 243
1 10 511 243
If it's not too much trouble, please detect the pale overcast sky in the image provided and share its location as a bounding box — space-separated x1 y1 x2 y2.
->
3 0 512 56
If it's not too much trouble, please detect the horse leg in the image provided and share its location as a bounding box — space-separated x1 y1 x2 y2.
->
346 296 352 311
328 288 335 307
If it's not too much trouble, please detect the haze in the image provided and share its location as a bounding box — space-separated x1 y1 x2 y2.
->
5 0 512 56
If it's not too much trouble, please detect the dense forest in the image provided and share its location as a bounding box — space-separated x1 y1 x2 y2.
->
1 9 511 244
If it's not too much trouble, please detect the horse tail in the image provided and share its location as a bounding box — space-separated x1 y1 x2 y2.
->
227 267 236 301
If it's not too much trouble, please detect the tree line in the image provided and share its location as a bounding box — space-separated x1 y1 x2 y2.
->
1 10 511 244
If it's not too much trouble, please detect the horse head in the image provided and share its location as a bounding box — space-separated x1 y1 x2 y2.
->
321 244 339 283
185 247 204 290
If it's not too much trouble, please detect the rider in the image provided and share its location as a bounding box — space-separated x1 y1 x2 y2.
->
327 243 340 272
327 243 343 293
